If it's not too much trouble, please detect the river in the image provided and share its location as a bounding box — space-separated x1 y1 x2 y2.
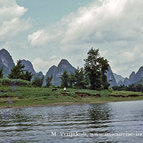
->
0 100 143 143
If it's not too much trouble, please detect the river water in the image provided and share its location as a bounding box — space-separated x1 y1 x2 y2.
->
0 101 143 143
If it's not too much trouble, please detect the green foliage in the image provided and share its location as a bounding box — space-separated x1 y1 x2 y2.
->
60 68 89 89
69 72 75 88
46 75 53 87
84 48 109 90
113 84 143 92
112 85 127 91
0 78 31 87
1 86 143 108
8 60 25 79
61 71 69 87
8 60 33 81
99 57 110 89
32 74 44 87
74 68 88 89
0 67 3 78
23 71 33 81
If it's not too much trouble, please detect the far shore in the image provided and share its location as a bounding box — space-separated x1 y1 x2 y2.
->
1 86 143 109
1 99 143 109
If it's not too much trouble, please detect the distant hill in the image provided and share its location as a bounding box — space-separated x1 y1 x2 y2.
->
123 67 143 86
21 59 36 74
0 49 38 78
135 78 143 85
45 60 117 87
107 66 117 87
45 59 76 86
0 49 15 76
0 48 118 87
113 73 124 83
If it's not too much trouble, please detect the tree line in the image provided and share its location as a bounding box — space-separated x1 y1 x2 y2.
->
0 48 110 90
60 48 109 90
113 84 143 93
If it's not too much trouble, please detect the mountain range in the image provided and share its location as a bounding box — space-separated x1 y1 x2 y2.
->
113 73 124 83
121 66 143 86
2 48 143 87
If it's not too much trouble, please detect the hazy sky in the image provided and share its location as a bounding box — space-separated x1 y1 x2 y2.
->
0 0 143 77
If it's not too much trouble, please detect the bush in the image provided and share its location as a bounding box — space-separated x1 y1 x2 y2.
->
0 78 32 87
32 74 44 87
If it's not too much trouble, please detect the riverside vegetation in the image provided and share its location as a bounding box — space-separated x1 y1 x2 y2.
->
0 48 143 108
1 86 143 108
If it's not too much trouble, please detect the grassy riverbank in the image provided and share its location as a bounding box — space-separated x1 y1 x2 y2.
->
0 86 143 108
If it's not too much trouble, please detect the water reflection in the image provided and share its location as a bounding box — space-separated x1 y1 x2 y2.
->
0 108 32 121
0 108 34 132
0 101 143 143
88 104 110 121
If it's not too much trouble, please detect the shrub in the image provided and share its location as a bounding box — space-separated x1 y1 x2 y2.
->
0 78 32 87
46 75 53 87
32 74 44 87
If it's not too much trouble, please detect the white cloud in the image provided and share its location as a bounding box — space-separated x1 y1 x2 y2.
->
49 56 58 60
32 57 60 74
28 26 62 46
28 0 143 77
0 0 30 42
0 0 27 22
0 18 30 41
32 58 49 73
28 0 131 46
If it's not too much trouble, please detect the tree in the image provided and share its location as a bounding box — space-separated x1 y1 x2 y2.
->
61 71 69 87
69 72 75 88
32 74 44 87
23 71 33 81
0 67 3 78
8 60 33 81
8 60 25 79
99 57 109 89
84 48 109 90
46 75 53 87
74 68 88 89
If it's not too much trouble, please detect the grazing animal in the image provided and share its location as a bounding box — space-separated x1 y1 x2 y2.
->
52 88 57 91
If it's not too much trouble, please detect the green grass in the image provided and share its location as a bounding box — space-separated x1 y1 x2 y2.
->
0 86 143 108
110 90 143 97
